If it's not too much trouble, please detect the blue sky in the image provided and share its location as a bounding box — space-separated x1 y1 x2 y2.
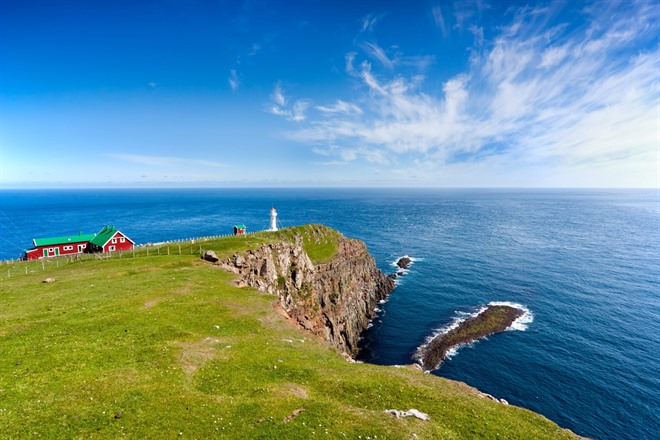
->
1 0 658 188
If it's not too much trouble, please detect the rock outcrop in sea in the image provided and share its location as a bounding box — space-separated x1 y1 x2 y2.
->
213 234 395 356
416 304 525 371
396 256 412 269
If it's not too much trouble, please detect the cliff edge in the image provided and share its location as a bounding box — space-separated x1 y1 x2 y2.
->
213 226 395 356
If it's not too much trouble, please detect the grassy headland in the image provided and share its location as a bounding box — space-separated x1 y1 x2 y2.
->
0 225 578 439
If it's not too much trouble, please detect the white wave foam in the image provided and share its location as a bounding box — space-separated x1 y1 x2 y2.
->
444 345 461 360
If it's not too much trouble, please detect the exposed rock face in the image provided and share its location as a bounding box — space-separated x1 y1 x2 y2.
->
215 235 395 356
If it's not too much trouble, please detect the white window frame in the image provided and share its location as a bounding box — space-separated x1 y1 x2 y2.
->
63 245 73 251
111 238 117 244
120 238 125 243
109 245 116 251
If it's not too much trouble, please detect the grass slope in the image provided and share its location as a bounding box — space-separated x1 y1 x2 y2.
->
0 226 577 439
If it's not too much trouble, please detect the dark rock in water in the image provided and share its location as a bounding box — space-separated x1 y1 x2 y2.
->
396 257 412 269
419 305 524 371
388 273 398 280
202 250 219 263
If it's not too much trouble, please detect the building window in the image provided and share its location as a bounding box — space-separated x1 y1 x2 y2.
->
109 246 116 251
63 245 73 251
112 238 117 244
49 248 54 252
120 238 125 243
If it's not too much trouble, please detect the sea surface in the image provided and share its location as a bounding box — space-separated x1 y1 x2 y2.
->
1 188 658 439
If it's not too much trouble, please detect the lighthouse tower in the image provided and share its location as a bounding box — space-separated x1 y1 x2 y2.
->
269 207 278 231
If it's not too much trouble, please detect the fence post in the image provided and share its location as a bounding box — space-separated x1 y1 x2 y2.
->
147 247 149 256
42 260 45 270
179 245 181 255
167 247 170 256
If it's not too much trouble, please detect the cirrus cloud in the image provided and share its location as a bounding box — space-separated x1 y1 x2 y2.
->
277 1 659 187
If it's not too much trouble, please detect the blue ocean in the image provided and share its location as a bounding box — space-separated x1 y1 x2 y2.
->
1 188 658 439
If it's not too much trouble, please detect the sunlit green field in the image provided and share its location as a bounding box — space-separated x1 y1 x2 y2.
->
0 226 578 439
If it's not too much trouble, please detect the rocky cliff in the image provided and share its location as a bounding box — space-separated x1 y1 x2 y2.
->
213 231 395 356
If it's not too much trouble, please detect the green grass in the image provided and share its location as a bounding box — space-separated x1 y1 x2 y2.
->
0 227 580 439
258 224 343 263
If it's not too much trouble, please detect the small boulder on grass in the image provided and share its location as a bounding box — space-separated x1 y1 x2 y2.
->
42 278 55 283
385 409 430 421
202 250 219 263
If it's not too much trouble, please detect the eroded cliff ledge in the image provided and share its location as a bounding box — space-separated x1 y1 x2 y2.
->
212 227 395 356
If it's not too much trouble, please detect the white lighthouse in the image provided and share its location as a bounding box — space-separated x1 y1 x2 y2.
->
269 207 278 231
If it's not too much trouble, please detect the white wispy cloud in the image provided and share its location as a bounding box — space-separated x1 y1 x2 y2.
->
249 43 261 56
291 100 311 122
345 52 358 75
309 145 390 166
316 100 363 115
106 154 226 168
361 42 394 69
228 69 240 91
431 5 448 37
280 1 659 186
265 83 310 122
360 13 386 32
271 83 287 106
453 0 480 31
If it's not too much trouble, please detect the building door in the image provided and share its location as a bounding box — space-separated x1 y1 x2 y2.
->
43 249 48 257
55 248 60 256
78 244 84 253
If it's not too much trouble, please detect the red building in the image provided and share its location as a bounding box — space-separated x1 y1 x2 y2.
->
24 226 134 260
87 225 135 253
233 224 247 235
